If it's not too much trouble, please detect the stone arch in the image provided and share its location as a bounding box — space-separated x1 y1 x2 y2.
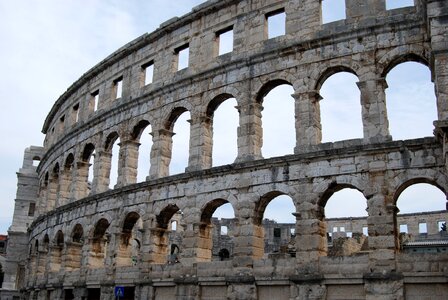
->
104 131 119 152
255 79 293 103
318 181 366 211
64 153 75 170
117 212 143 267
49 230 64 273
71 224 84 243
203 85 243 112
47 162 60 211
393 177 447 206
146 204 181 264
193 198 234 261
131 119 151 141
378 45 431 78
66 224 84 270
81 143 95 162
164 107 190 131
314 65 359 92
206 93 236 116
88 218 110 268
254 190 292 226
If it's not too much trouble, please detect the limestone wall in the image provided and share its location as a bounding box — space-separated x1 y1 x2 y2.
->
4 0 448 299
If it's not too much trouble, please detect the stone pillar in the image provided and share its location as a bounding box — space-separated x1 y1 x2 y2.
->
71 161 90 200
91 151 112 194
433 53 448 120
293 91 322 153
357 78 391 142
181 222 213 265
295 206 327 273
46 176 58 211
232 193 264 263
235 102 263 163
149 129 174 179
116 140 140 187
186 116 213 172
144 228 169 264
366 173 397 273
57 168 72 207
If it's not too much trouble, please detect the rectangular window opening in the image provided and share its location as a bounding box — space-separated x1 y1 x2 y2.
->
113 77 123 99
273 227 281 238
290 228 295 236
91 91 99 112
217 26 234 56
346 232 353 238
266 9 286 39
399 224 408 234
221 225 228 235
386 0 414 10
322 0 346 24
176 44 189 71
339 226 345 232
419 222 427 234
72 103 80 123
332 227 338 233
362 226 368 236
142 62 154 86
28 203 36 217
438 220 446 232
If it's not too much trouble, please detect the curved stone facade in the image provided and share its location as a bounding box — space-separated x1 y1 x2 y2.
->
3 0 448 299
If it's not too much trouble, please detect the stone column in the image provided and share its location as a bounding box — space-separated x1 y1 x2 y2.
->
91 151 112 194
71 161 90 200
186 115 213 172
293 91 322 153
232 192 264 264
56 168 72 207
181 222 213 265
149 129 174 179
357 78 391 142
294 206 327 273
46 176 58 211
144 228 169 264
235 102 263 163
116 140 140 187
433 52 448 120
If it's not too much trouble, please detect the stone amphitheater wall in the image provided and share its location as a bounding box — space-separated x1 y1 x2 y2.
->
3 0 448 299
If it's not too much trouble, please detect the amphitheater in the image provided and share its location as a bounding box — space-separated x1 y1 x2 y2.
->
2 0 448 299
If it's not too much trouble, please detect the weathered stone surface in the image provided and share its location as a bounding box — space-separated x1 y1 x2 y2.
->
2 0 448 299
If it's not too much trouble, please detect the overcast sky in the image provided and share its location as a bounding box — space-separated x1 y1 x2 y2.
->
0 0 444 234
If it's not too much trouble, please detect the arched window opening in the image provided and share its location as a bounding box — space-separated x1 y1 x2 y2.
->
386 0 414 10
210 97 239 167
36 234 50 275
109 138 120 188
117 212 143 267
257 194 296 258
170 110 191 175
322 0 346 24
82 143 96 194
151 205 181 264
133 121 152 183
258 82 295 158
58 154 74 206
385 62 436 140
89 219 110 268
320 72 362 142
171 220 178 231
218 248 230 261
50 230 64 272
323 187 368 257
32 156 41 167
67 224 83 270
396 182 446 252
209 202 235 261
47 163 60 211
